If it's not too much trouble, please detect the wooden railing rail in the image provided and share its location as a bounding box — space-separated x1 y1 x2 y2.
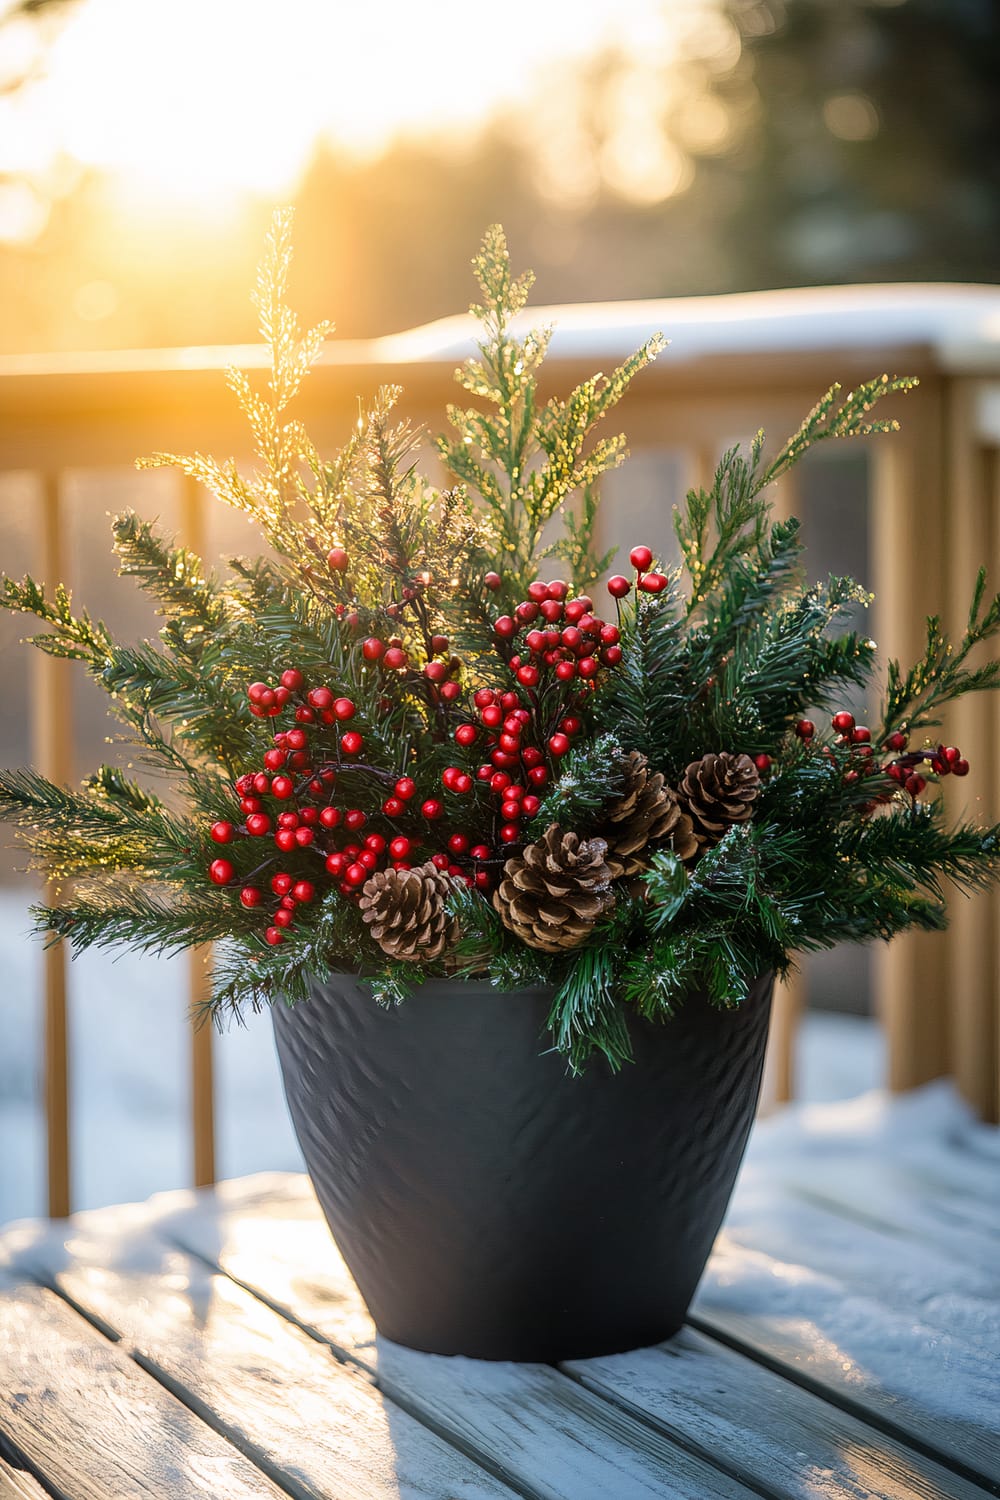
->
3 284 999 1214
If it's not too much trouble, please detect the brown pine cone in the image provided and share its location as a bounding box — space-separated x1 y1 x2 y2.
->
359 860 460 963
676 751 761 850
600 750 699 875
493 823 615 954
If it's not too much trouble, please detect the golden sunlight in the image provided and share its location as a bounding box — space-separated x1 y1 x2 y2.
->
0 0 702 217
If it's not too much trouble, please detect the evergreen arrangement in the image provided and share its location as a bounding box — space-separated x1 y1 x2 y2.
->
2 212 999 1069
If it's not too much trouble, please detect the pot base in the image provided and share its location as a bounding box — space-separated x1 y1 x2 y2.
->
273 973 773 1362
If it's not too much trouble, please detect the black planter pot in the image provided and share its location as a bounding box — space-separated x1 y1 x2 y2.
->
271 971 773 1362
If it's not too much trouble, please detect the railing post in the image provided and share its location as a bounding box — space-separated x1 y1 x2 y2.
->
947 386 999 1122
32 473 72 1218
871 408 950 1092
179 474 216 1186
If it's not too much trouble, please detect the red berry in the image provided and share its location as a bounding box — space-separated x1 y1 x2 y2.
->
270 775 294 799
345 862 368 886
943 745 962 765
327 547 349 571
286 728 308 750
308 686 333 710
389 836 412 859
637 572 668 594
345 809 367 831
421 799 443 820
423 661 448 683
516 664 540 687
524 629 546 653
210 821 234 844
539 599 563 623
273 907 294 928
333 698 356 721
490 771 511 792
470 845 491 861
795 720 815 740
240 886 262 908
340 731 363 756
247 681 272 705
365 833 387 854
500 692 519 710
279 668 304 690
358 850 377 872
521 794 541 816
382 797 404 817
481 704 503 729
295 827 315 847
556 661 577 681
484 571 501 590
292 880 315 903
454 773 473 794
455 723 478 747
548 733 571 757
394 777 416 800
448 833 469 855
245 812 272 837
491 749 519 769
263 749 287 771
905 774 926 796
528 766 550 788
576 657 599 679
277 811 299 829
362 638 385 662
274 829 297 852
319 807 341 829
560 716 582 735
832 711 855 734
383 646 408 670
493 616 516 639
885 731 908 752
325 852 347 877
953 758 970 776
271 873 293 895
501 799 521 820
520 746 544 769
253 773 271 795
515 602 539 625
547 579 568 600
629 545 653 572
851 726 871 744
602 646 623 666
754 754 772 773
500 824 520 843
527 581 548 603
264 926 284 946
499 733 521 754
209 858 234 886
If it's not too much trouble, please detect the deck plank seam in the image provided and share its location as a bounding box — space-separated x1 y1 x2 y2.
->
555 1362 781 1500
687 1312 1000 1498
0 1430 67 1500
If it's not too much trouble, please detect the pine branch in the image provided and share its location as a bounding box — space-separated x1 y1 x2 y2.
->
881 569 1000 735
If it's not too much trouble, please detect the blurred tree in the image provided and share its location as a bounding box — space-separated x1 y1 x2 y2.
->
0 0 996 354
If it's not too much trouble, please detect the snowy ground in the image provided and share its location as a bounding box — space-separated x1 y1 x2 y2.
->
2 891 885 1227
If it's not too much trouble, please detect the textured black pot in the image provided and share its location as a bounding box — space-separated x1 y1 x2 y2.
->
272 970 773 1362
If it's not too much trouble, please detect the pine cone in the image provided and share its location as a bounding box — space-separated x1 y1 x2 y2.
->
600 750 699 875
677 751 761 850
359 860 460 963
493 823 615 954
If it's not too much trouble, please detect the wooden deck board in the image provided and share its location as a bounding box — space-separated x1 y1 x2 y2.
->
563 1325 991 1500
1 1152 997 1500
0 1274 284 1500
19 1233 521 1500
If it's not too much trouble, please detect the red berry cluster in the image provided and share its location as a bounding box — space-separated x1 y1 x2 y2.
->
883 732 969 797
360 632 462 703
208 665 505 944
492 578 622 687
794 711 969 799
606 545 669 600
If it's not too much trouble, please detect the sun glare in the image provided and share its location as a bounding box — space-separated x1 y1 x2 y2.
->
1 0 696 218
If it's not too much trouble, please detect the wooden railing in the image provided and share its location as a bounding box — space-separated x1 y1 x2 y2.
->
3 283 999 1215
